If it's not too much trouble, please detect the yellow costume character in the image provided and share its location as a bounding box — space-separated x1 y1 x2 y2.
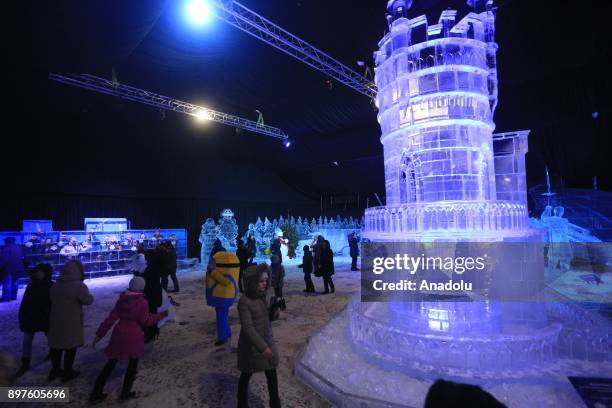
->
205 251 240 345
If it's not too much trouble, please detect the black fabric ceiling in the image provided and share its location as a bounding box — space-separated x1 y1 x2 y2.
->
20 0 612 199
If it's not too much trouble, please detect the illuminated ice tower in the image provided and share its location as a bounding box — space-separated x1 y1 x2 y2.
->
365 0 530 238
296 2 610 404
353 0 559 373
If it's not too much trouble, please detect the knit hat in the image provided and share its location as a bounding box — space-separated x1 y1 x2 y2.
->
128 276 146 292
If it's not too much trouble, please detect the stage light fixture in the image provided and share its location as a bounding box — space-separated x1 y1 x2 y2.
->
185 0 213 26
194 109 213 121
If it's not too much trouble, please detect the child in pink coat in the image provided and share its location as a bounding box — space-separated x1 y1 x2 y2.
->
89 276 167 402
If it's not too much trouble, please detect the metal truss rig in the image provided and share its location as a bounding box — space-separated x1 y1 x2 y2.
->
214 0 377 99
48 73 289 140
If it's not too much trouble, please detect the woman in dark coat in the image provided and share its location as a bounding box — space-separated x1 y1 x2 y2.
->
160 242 179 293
319 240 335 294
48 260 94 382
237 264 281 408
246 235 256 264
142 248 164 342
269 238 282 264
16 263 53 377
298 245 315 293
312 235 324 277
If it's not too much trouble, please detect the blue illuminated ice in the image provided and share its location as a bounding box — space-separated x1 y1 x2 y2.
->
216 208 238 253
297 2 610 405
198 218 217 262
357 0 559 374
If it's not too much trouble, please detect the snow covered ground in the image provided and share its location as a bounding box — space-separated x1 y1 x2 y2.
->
1 257 609 407
0 258 361 407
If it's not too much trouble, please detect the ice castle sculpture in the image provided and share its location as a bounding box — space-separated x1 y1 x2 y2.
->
296 2 609 405
348 0 560 375
365 2 530 238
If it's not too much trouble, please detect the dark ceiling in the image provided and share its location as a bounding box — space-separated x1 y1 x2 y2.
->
20 0 612 200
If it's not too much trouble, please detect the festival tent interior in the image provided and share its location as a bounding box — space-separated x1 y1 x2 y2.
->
1 0 610 406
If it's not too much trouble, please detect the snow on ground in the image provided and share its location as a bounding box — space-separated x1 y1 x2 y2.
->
0 258 361 407
548 268 612 303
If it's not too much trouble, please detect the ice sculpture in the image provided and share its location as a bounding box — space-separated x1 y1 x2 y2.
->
295 2 608 404
541 206 572 270
216 208 238 253
243 215 363 257
353 0 560 374
198 218 217 263
241 222 256 245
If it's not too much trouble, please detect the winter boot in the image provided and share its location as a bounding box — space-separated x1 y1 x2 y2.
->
119 363 138 401
48 349 63 381
15 357 30 377
62 348 80 382
89 392 108 403
48 368 63 381
119 391 137 402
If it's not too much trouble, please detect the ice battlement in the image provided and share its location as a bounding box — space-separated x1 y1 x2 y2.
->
367 0 529 238
374 4 499 118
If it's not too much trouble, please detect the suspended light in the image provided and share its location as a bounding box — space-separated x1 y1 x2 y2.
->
284 140 292 148
185 0 213 26
194 109 213 121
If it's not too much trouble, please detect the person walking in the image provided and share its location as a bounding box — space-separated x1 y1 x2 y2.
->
246 235 256 264
161 241 179 293
269 255 286 311
210 239 225 262
311 235 324 278
47 260 93 382
0 237 24 302
236 239 250 293
319 240 335 294
16 263 53 377
237 264 281 408
269 255 285 299
298 245 315 293
348 232 360 271
90 276 168 402
270 237 282 264
142 249 164 343
205 251 240 346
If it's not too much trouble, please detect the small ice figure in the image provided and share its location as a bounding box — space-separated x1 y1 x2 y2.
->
199 218 217 263
217 209 238 254
541 206 572 271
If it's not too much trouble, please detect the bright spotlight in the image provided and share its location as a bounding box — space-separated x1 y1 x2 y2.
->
194 109 213 121
284 140 292 148
185 0 213 26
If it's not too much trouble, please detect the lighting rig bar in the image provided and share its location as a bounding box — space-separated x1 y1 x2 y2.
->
48 73 289 140
213 0 377 99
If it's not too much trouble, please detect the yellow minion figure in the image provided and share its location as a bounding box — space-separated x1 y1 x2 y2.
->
206 251 240 346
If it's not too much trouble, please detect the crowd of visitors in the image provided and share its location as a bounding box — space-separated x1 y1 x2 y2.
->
1 230 346 407
3 237 181 402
